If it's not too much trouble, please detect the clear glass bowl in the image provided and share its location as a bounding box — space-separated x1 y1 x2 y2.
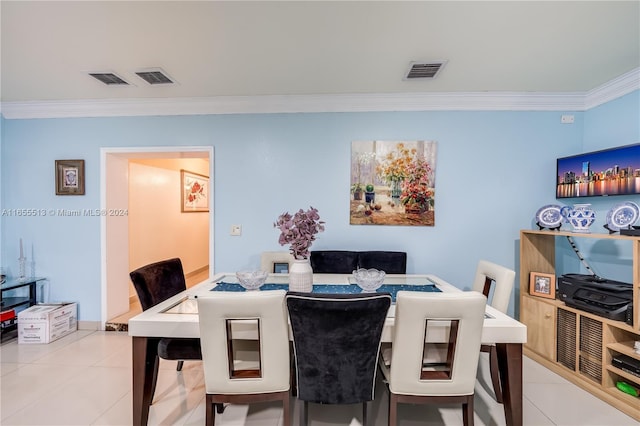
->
236 270 268 291
353 268 386 292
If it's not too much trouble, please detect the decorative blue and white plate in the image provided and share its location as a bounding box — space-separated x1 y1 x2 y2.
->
625 201 640 220
606 202 640 231
535 204 563 228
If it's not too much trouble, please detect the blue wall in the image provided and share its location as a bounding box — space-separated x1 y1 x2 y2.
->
1 93 638 321
555 91 640 283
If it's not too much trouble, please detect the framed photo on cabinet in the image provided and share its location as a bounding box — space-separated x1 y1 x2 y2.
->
529 272 556 299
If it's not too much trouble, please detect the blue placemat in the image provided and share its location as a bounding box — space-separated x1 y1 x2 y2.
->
211 282 440 302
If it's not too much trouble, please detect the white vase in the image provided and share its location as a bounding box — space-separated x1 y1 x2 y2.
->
561 203 596 233
289 259 313 292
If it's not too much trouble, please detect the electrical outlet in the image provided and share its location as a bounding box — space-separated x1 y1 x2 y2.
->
561 114 575 124
230 225 242 236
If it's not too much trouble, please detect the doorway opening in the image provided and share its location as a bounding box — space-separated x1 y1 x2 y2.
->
100 147 214 330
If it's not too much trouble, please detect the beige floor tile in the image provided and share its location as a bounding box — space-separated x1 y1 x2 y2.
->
2 330 637 426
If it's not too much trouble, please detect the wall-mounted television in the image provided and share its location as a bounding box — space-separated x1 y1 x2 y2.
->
556 143 640 199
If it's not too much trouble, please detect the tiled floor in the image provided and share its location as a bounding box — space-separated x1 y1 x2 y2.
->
1 331 638 425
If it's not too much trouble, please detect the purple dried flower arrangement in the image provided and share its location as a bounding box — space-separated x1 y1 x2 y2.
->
274 206 325 259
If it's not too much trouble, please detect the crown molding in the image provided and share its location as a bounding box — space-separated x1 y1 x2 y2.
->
584 67 640 110
1 69 638 119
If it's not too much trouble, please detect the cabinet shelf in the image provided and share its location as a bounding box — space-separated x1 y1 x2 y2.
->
607 341 640 360
605 365 640 385
605 385 640 406
520 230 640 421
1 296 33 311
0 277 46 341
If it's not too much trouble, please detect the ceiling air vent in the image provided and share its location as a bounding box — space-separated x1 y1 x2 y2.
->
404 61 447 80
89 72 129 85
135 69 174 85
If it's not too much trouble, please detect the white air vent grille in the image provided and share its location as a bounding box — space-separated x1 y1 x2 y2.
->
404 61 447 80
136 70 173 85
89 73 129 85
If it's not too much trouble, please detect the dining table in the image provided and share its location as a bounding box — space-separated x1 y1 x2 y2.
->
128 273 527 426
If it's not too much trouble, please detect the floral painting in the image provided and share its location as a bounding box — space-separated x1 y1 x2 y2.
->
181 170 209 212
350 141 437 226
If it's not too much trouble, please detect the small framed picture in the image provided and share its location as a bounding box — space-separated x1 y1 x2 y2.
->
55 160 85 195
529 272 556 299
181 170 209 212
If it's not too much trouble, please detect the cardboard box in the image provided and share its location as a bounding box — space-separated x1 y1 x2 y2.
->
18 303 77 344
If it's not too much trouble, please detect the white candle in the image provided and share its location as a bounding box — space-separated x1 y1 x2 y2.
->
19 238 24 259
31 244 35 262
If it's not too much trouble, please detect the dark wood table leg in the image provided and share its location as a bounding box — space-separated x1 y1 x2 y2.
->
496 343 523 426
133 336 160 426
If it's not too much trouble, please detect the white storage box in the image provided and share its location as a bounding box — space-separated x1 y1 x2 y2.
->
18 303 77 344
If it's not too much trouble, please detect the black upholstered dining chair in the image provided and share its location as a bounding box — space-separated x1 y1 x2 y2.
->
309 250 359 273
129 258 203 404
286 292 392 426
357 251 407 274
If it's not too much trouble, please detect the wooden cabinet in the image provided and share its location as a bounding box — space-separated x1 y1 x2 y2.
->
520 230 639 421
520 295 556 359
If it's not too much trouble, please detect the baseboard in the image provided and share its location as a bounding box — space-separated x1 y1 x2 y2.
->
185 265 208 278
78 321 100 331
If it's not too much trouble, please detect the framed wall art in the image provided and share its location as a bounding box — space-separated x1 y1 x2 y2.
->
350 140 437 226
181 169 209 212
55 159 85 195
529 272 556 299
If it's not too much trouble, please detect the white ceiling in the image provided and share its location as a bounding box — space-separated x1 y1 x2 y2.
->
1 1 639 114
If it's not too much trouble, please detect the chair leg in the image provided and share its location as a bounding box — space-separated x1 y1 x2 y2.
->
388 393 397 426
362 401 369 426
205 394 215 426
300 400 308 426
489 346 503 403
176 360 184 371
216 403 225 414
150 355 160 405
282 392 291 426
462 395 474 426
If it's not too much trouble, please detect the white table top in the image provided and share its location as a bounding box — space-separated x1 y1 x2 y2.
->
128 273 527 344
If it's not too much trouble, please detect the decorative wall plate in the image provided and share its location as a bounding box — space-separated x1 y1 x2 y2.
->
625 201 640 220
535 204 563 228
606 202 640 231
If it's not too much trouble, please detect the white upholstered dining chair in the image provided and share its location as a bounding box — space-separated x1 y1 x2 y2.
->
197 290 291 426
472 260 516 403
379 291 487 426
260 251 294 274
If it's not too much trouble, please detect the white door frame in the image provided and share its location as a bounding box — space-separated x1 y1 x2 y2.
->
99 146 214 329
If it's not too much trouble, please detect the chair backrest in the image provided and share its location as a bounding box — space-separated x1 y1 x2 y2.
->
197 290 290 394
472 260 515 313
309 250 359 273
129 258 187 311
389 291 486 396
260 251 294 273
286 292 391 404
357 251 407 274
